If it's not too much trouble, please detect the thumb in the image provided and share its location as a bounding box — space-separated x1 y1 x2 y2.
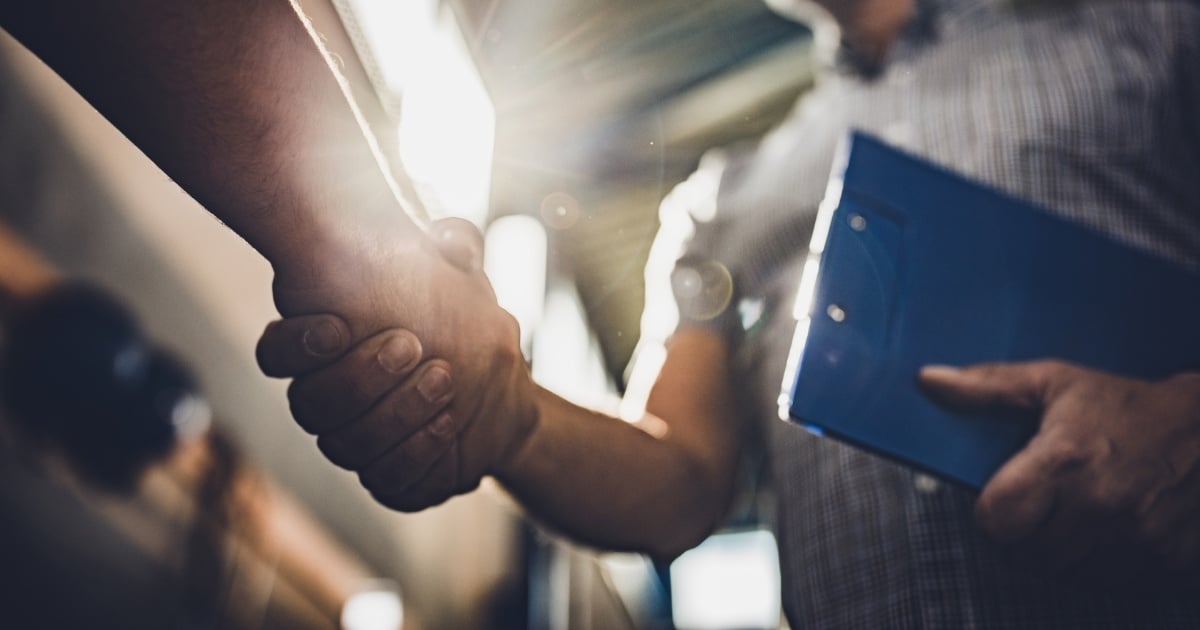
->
431 217 485 273
918 361 1072 414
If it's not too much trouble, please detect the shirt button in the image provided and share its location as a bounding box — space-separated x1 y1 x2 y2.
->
914 473 941 494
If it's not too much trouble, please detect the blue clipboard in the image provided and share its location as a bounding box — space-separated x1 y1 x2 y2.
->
780 132 1200 489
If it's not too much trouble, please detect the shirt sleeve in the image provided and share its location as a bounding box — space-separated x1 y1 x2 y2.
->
639 148 744 351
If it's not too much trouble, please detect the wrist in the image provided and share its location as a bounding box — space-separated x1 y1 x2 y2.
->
493 383 550 483
269 219 425 318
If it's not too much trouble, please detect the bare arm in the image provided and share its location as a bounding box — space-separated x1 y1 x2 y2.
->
0 0 413 280
258 310 746 561
0 3 540 479
496 328 745 560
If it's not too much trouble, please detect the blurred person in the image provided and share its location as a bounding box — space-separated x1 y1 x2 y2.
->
0 223 386 629
0 0 1198 628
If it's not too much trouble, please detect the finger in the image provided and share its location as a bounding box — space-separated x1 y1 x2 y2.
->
431 217 485 273
368 447 467 513
316 361 455 470
256 314 352 377
976 439 1060 544
1031 494 1104 573
919 360 1078 415
357 412 460 507
288 329 423 434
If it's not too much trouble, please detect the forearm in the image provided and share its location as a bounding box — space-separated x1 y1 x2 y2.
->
496 386 733 561
0 1 417 280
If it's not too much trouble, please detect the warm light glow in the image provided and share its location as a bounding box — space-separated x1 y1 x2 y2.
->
619 343 666 422
533 284 616 411
670 530 781 630
345 0 496 226
484 216 548 355
342 0 436 94
340 583 403 630
395 12 495 226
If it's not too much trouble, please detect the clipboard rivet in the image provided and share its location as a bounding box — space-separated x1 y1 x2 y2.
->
849 213 867 231
826 304 846 322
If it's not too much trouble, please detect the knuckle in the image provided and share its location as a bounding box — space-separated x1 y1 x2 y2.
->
1035 359 1072 378
390 395 417 424
975 492 1003 531
392 392 433 429
1035 360 1080 394
976 481 1031 542
1042 439 1089 474
348 374 375 405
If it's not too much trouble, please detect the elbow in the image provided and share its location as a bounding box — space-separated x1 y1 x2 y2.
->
644 456 733 563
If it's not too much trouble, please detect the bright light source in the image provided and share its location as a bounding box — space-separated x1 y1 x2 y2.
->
619 343 665 422
670 530 781 630
395 11 495 226
340 582 403 630
342 0 495 226
341 0 437 95
484 216 548 355
533 284 614 410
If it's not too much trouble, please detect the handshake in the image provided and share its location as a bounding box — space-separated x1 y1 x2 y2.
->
254 212 1200 575
257 218 539 512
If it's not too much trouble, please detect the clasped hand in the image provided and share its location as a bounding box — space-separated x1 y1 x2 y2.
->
258 219 538 511
257 217 1200 576
921 361 1200 574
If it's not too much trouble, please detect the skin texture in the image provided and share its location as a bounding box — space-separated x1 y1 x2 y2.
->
257 229 745 559
0 0 930 556
0 1 539 508
8 0 1194 575
920 362 1200 574
254 0 917 552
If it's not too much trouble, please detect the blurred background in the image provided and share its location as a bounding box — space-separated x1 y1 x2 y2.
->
0 0 821 627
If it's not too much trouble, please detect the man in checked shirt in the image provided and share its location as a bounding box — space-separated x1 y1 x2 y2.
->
5 0 1200 626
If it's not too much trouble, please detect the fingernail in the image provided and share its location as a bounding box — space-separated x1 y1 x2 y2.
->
430 412 456 437
920 365 962 380
303 320 343 356
417 366 452 403
377 334 419 373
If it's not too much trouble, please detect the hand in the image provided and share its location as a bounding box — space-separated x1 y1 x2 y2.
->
920 361 1200 574
262 218 538 511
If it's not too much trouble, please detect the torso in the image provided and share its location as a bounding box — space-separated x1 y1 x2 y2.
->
693 0 1200 625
